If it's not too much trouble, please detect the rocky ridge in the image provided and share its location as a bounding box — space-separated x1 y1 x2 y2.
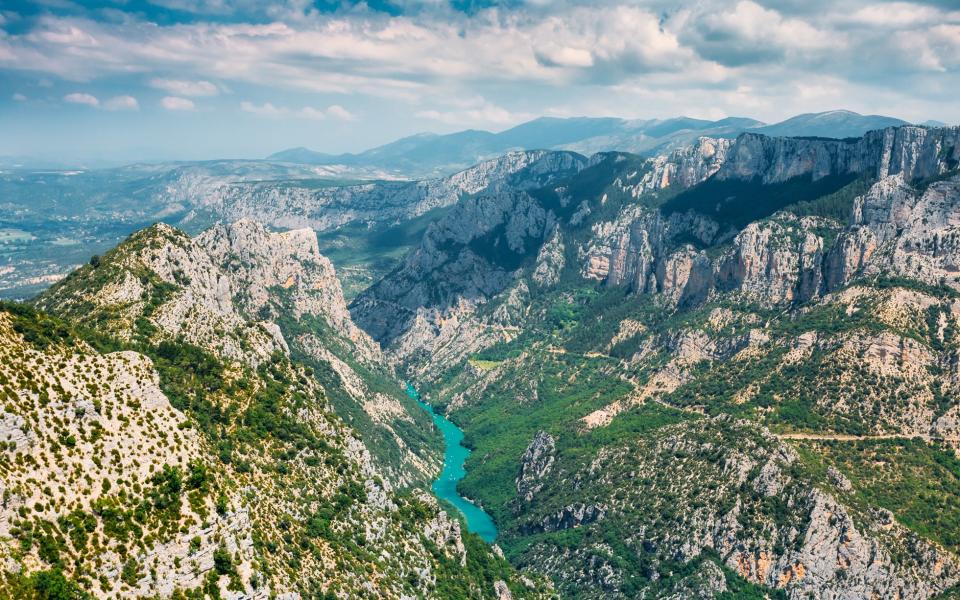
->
181 151 588 233
4 220 550 599
351 125 960 599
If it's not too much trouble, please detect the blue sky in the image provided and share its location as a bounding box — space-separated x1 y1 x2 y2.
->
2 0 959 163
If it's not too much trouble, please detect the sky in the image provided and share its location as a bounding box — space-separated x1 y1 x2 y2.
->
1 0 959 163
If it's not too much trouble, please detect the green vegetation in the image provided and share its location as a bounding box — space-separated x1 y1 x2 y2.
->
467 358 501 371
317 206 453 300
0 569 90 600
798 438 960 552
781 176 874 223
662 172 859 229
274 306 441 487
1 301 76 351
450 351 635 524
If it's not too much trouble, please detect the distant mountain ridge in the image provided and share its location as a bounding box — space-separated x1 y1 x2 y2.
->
268 110 914 177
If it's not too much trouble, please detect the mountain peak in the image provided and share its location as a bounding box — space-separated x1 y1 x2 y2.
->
263 111 913 177
748 109 908 139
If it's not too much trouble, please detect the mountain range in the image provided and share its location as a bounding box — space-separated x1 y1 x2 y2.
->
4 121 960 598
267 110 913 178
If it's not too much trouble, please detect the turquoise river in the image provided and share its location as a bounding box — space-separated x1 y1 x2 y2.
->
406 383 498 542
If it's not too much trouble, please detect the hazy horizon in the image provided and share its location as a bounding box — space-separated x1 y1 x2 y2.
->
3 0 960 163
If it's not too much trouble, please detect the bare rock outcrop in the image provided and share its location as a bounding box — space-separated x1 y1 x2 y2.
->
516 431 557 503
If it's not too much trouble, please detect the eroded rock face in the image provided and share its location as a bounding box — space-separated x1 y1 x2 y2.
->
588 171 960 309
576 127 960 309
658 246 714 306
513 417 960 600
357 127 960 369
523 504 606 534
642 137 733 192
185 151 587 232
757 489 959 600
533 228 565 287
517 431 557 503
351 187 560 372
38 219 382 367
716 126 960 184
717 216 830 305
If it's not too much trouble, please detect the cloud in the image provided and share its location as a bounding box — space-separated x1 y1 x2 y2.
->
325 105 354 121
240 101 284 116
63 92 99 106
161 96 196 110
150 78 219 96
240 101 355 120
297 106 328 120
846 2 951 27
677 1 835 67
12 93 26 101
534 44 594 69
416 97 528 127
104 95 139 110
0 7 699 95
2 0 960 148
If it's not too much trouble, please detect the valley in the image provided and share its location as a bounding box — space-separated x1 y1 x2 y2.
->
407 384 499 544
4 121 960 599
4 0 959 595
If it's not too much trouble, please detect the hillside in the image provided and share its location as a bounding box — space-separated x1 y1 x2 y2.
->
0 220 549 598
349 125 960 598
6 123 960 599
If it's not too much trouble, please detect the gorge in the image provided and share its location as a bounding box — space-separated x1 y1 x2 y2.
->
4 123 960 599
407 383 499 543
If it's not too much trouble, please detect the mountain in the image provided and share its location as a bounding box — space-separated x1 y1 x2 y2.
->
0 111 920 301
348 124 960 598
6 119 960 599
0 159 403 300
268 111 917 177
0 151 584 301
1 219 549 598
748 110 909 139
265 115 759 177
264 146 338 164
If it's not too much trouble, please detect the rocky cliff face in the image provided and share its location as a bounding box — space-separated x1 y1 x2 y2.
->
565 418 960 600
182 151 587 233
358 129 956 368
349 126 960 600
350 186 561 375
350 146 727 372
37 220 437 484
640 137 733 193
4 219 550 598
716 126 960 184
585 127 960 309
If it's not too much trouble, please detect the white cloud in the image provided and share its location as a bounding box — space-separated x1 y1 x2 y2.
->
161 96 196 111
150 78 219 96
847 3 950 27
12 93 26 101
63 92 99 106
677 1 836 67
241 101 355 121
297 106 328 120
1 1 960 134
240 100 283 116
325 105 354 121
104 95 139 110
416 97 527 127
534 44 593 68
0 8 701 96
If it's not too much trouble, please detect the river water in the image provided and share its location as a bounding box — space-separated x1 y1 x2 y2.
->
406 383 498 543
